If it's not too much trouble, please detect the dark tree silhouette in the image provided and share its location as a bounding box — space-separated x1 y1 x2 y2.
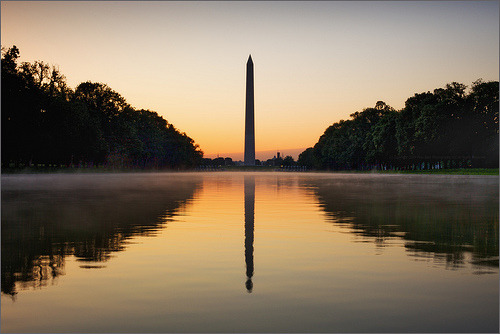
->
1 45 203 169
301 81 499 170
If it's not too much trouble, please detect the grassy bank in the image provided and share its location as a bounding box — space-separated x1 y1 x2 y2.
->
309 168 499 175
2 166 498 175
1 166 188 174
379 168 499 175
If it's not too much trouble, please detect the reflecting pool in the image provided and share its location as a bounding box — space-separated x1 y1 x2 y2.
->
1 172 498 332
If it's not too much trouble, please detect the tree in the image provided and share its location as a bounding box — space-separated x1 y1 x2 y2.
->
1 45 19 74
303 81 498 170
1 45 203 169
467 80 499 166
283 155 295 166
298 147 315 168
369 109 399 165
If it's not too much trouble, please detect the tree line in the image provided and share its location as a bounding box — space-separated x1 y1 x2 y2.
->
199 154 297 168
299 81 499 170
1 45 203 169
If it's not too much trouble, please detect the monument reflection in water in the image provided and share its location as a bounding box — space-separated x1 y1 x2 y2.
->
1 172 498 333
244 176 255 292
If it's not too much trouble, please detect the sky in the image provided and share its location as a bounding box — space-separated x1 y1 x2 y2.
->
1 1 498 160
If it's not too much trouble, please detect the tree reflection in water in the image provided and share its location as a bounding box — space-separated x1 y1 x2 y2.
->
303 175 499 271
1 174 202 297
3 173 497 300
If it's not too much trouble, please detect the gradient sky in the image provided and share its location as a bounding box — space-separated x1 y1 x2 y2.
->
1 1 498 159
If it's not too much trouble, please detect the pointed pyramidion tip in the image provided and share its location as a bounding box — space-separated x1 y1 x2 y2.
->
247 54 253 63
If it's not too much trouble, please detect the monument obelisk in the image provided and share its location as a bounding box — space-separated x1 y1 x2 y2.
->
244 55 255 166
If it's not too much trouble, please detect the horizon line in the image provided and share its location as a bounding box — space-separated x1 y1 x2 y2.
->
204 147 309 160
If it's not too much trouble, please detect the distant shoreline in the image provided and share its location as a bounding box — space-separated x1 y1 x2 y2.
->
1 167 498 176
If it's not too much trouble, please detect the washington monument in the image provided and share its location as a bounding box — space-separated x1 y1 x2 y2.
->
244 55 255 166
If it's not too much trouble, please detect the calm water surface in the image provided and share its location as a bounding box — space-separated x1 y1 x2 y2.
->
1 172 498 332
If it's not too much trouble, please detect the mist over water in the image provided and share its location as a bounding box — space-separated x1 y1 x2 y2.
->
1 172 498 332
1 173 203 295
